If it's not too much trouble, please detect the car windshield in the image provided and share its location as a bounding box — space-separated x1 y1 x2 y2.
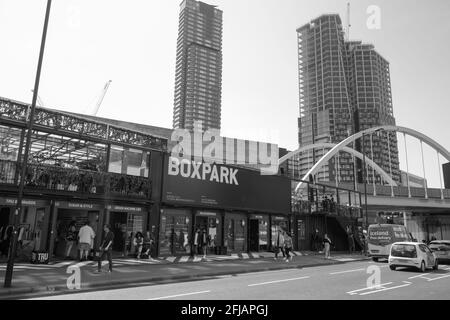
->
391 244 417 258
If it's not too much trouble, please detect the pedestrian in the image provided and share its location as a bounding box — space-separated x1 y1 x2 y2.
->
284 231 293 262
96 224 114 273
134 231 144 259
273 226 285 260
200 227 208 258
346 225 355 254
323 233 332 259
143 230 154 258
64 221 77 260
78 221 95 261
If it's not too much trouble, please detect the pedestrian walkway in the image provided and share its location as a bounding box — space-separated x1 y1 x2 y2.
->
0 252 370 299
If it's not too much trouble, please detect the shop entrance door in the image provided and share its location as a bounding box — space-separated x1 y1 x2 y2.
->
110 212 127 253
249 219 259 252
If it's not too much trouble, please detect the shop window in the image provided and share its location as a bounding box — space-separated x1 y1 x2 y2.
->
109 146 150 177
159 211 192 256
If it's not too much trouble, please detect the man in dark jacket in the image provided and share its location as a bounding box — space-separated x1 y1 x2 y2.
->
96 224 114 273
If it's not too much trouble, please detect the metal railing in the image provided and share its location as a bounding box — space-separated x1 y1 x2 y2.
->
0 159 151 198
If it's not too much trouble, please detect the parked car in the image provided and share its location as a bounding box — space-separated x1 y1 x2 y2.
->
428 240 450 264
388 242 438 272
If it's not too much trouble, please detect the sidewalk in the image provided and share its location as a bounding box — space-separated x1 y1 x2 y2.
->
0 251 370 299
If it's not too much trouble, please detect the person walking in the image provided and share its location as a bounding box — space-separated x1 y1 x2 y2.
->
323 233 332 259
64 221 77 260
346 225 355 254
96 224 114 273
273 226 285 260
284 231 293 262
78 221 95 261
134 231 144 259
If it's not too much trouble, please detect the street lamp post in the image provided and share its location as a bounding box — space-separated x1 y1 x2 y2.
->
362 132 369 230
4 0 52 288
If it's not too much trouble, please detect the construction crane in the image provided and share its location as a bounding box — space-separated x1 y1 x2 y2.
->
91 80 112 116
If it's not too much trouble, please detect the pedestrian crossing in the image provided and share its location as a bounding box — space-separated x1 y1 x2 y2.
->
0 251 307 271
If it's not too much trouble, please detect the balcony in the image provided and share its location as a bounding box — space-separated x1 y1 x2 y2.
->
0 160 151 199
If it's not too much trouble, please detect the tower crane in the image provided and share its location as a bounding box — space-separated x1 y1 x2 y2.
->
91 80 112 116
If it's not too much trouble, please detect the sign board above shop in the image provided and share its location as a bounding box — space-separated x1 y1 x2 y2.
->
0 198 49 207
163 157 291 214
55 201 103 210
107 205 143 212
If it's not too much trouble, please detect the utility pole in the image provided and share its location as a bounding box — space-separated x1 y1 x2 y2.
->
362 132 369 230
4 0 52 288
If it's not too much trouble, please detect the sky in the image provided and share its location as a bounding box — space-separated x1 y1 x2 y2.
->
0 0 449 187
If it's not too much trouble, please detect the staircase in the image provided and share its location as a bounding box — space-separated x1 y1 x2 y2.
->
328 215 362 252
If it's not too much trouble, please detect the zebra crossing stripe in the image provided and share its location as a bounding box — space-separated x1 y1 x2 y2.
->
193 256 203 262
166 257 177 263
49 261 74 268
241 253 249 259
179 256 190 263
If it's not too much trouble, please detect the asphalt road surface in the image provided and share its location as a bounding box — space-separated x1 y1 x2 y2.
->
28 260 450 300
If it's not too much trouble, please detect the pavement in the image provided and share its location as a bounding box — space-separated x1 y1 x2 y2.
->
0 251 370 299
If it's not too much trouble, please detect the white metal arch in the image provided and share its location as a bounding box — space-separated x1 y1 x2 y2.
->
279 142 396 186
297 125 450 192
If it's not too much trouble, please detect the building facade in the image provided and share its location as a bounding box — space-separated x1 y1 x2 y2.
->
173 0 223 132
296 14 401 185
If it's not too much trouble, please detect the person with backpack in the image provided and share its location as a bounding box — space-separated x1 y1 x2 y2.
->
284 231 293 262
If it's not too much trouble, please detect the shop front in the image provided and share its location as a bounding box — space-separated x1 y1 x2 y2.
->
160 156 291 256
0 197 51 261
50 201 103 260
106 204 148 257
248 213 269 252
270 215 290 251
159 208 192 256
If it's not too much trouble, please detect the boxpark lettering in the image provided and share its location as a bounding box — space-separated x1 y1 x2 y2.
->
168 157 239 186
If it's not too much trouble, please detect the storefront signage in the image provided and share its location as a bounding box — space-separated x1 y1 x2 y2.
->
197 211 217 216
55 201 103 210
107 205 143 212
31 251 49 264
163 157 291 214
249 214 265 220
168 157 239 186
273 216 287 221
0 198 47 206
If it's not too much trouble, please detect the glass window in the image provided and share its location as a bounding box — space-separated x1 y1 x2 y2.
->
391 244 417 258
109 146 149 177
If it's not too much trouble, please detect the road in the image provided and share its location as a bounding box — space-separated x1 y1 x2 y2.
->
29 260 450 300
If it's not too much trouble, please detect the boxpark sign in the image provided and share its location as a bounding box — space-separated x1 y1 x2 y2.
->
163 156 291 214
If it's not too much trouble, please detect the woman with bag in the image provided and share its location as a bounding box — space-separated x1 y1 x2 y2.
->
64 221 77 260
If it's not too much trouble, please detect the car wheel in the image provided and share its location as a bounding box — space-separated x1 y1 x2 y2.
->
372 257 379 262
419 261 426 272
389 265 396 271
433 260 439 271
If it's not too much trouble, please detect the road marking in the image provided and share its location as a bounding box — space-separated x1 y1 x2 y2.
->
408 273 431 279
248 276 310 287
179 256 190 263
49 261 73 268
166 257 176 263
359 281 412 296
241 253 249 259
347 282 393 295
329 268 365 275
427 274 450 281
193 256 203 262
147 290 211 300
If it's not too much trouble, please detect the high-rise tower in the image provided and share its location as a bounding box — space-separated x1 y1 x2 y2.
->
173 0 223 132
296 14 400 185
